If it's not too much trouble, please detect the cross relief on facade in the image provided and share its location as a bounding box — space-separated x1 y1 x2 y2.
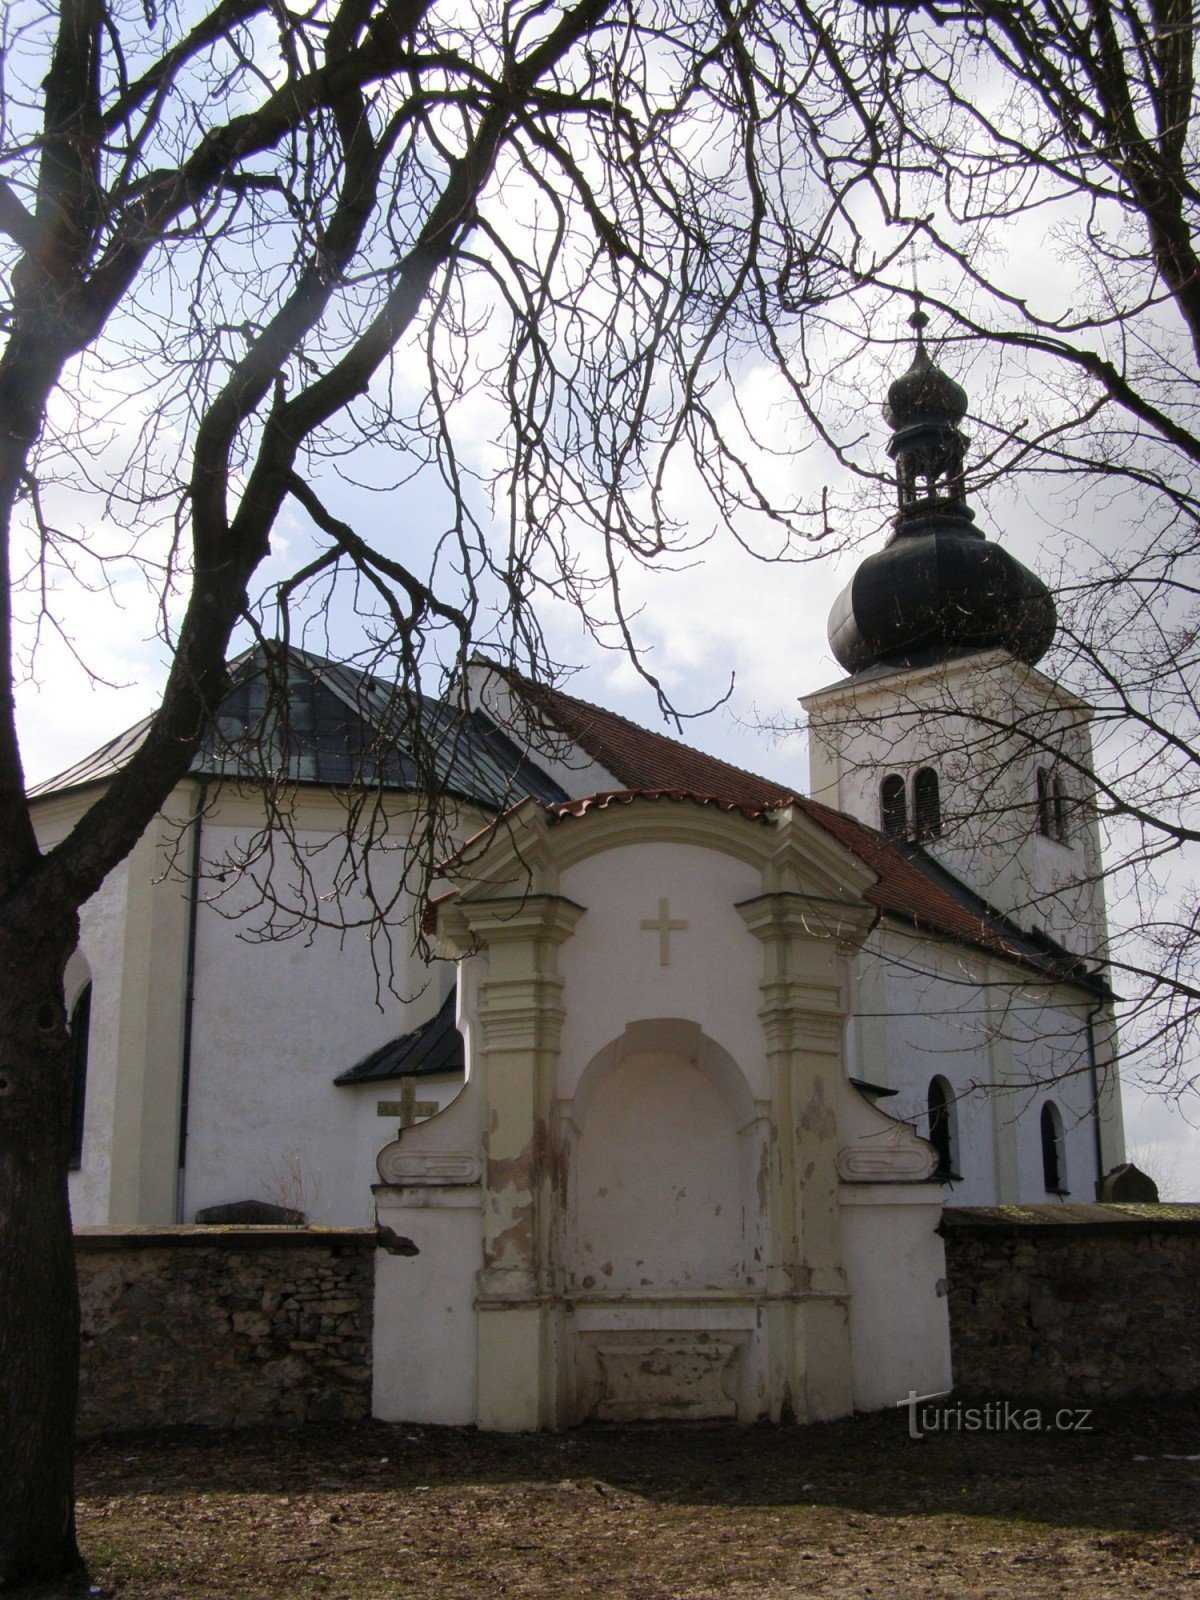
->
640 897 688 966
376 1076 438 1132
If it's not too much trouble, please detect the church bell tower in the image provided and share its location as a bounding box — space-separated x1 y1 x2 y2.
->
803 307 1108 963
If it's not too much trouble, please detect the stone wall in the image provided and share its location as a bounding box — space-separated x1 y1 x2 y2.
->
75 1226 375 1435
942 1203 1200 1400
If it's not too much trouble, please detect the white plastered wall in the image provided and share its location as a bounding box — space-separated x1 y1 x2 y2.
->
556 840 767 1095
849 923 1115 1204
39 771 483 1228
179 785 472 1225
839 1185 952 1410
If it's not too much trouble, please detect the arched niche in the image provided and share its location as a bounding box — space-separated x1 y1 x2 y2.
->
564 1018 764 1296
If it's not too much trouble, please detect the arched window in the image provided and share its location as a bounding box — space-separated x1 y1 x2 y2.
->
1053 774 1070 844
912 767 942 841
926 1075 957 1180
880 774 908 840
1040 1101 1067 1194
1037 768 1071 844
69 983 92 1170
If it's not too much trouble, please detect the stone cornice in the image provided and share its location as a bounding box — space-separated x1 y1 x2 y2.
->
438 893 585 956
801 650 1093 720
546 801 775 870
736 892 878 954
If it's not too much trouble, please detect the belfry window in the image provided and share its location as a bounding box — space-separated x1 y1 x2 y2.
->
1036 768 1071 844
1040 1101 1067 1194
926 1075 958 1181
69 983 92 1170
881 774 908 840
912 767 942 841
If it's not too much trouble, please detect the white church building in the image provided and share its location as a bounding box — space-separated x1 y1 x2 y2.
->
35 322 1126 1428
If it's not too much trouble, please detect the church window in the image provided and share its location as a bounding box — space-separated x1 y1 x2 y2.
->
881 774 908 840
1053 774 1070 844
912 767 942 841
1037 768 1071 844
1040 1101 1067 1194
69 983 92 1170
926 1075 958 1180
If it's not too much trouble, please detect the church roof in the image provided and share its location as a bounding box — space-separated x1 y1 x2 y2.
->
29 645 568 813
488 668 794 806
334 988 462 1085
803 798 1107 994
33 645 1103 998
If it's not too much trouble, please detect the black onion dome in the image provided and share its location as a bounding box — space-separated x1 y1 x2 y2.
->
828 530 1057 675
884 347 968 433
827 306 1056 676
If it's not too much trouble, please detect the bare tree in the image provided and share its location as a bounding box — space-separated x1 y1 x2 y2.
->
762 0 1200 1101
0 0 885 1582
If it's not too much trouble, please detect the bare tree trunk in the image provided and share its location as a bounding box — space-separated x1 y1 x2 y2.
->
0 916 84 1588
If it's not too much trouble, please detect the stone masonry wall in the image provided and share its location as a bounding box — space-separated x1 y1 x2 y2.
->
76 1227 375 1435
942 1204 1200 1400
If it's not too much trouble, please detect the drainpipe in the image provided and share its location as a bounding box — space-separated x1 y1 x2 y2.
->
1086 998 1107 1198
175 776 208 1220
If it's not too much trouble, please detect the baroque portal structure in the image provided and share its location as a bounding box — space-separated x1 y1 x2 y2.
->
35 318 1125 1428
374 790 949 1427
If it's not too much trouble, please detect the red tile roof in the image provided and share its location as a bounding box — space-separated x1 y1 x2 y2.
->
500 671 794 807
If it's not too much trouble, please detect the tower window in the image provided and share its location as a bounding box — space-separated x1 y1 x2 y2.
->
1053 775 1070 844
69 983 92 1170
912 767 942 841
881 774 908 840
926 1075 958 1181
1040 1101 1067 1194
1036 768 1071 844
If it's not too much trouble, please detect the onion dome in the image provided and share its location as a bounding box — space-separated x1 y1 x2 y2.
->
828 305 1056 676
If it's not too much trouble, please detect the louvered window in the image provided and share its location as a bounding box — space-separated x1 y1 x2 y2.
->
913 767 941 841
880 774 908 840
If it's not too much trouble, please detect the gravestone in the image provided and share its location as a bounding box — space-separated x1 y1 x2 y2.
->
1096 1163 1160 1203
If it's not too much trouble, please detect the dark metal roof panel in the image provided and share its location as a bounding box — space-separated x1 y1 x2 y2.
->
28 714 156 799
29 644 568 812
334 988 464 1085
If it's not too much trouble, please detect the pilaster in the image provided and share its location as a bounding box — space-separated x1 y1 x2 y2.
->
736 891 875 1421
443 893 584 1430
107 795 193 1223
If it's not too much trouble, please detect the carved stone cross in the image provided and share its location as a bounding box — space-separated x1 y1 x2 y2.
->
377 1077 438 1130
640 897 688 966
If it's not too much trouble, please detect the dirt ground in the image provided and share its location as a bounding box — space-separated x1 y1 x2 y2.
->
22 1399 1200 1599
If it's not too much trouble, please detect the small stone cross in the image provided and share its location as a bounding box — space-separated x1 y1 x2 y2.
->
377 1077 438 1130
640 897 688 966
